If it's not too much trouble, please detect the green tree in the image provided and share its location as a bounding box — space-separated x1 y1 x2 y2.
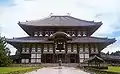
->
111 51 120 56
0 36 12 66
106 51 110 55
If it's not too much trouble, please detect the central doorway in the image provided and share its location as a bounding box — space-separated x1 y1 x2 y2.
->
55 54 65 63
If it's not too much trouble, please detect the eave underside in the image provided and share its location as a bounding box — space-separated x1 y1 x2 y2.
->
6 36 115 43
6 36 116 51
19 24 101 36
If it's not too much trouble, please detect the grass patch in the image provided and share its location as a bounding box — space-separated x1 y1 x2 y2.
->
105 66 120 73
83 66 120 74
0 67 41 74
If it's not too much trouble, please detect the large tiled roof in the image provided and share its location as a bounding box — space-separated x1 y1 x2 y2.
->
6 37 53 43
19 15 102 26
69 37 116 43
6 36 115 44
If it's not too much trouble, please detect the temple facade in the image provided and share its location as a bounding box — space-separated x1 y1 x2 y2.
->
6 15 116 64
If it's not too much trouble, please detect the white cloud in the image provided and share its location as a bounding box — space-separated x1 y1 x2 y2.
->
0 0 120 54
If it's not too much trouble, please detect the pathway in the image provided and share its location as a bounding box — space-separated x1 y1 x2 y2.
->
26 66 90 74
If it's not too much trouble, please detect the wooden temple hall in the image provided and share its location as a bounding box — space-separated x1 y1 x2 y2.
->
6 15 116 64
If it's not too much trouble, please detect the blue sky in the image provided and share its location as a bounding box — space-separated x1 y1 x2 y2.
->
0 0 120 55
0 0 15 6
0 0 10 5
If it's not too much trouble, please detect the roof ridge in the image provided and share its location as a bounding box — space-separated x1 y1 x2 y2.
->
51 15 69 17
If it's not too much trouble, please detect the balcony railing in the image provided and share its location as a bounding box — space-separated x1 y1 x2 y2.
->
43 49 53 54
55 50 65 54
67 50 77 54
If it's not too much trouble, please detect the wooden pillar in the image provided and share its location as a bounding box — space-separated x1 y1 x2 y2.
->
99 62 100 67
65 54 67 63
44 54 46 63
64 41 68 63
69 54 70 63
53 54 54 63
56 54 58 63
88 62 89 66
69 54 71 63
75 54 77 63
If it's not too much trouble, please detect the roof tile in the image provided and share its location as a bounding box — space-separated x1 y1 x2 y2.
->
19 16 102 26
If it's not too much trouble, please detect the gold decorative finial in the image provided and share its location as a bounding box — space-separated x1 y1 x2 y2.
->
49 13 53 16
67 13 70 16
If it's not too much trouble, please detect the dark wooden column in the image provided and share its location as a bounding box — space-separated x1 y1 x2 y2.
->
56 54 58 63
68 54 70 63
53 43 55 63
77 44 79 63
65 42 68 63
44 54 46 63
53 54 54 63
64 54 66 63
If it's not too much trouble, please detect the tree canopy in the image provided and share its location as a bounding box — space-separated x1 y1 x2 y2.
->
0 36 12 67
111 51 120 56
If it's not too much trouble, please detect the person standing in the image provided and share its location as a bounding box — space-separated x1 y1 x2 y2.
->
58 58 62 68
